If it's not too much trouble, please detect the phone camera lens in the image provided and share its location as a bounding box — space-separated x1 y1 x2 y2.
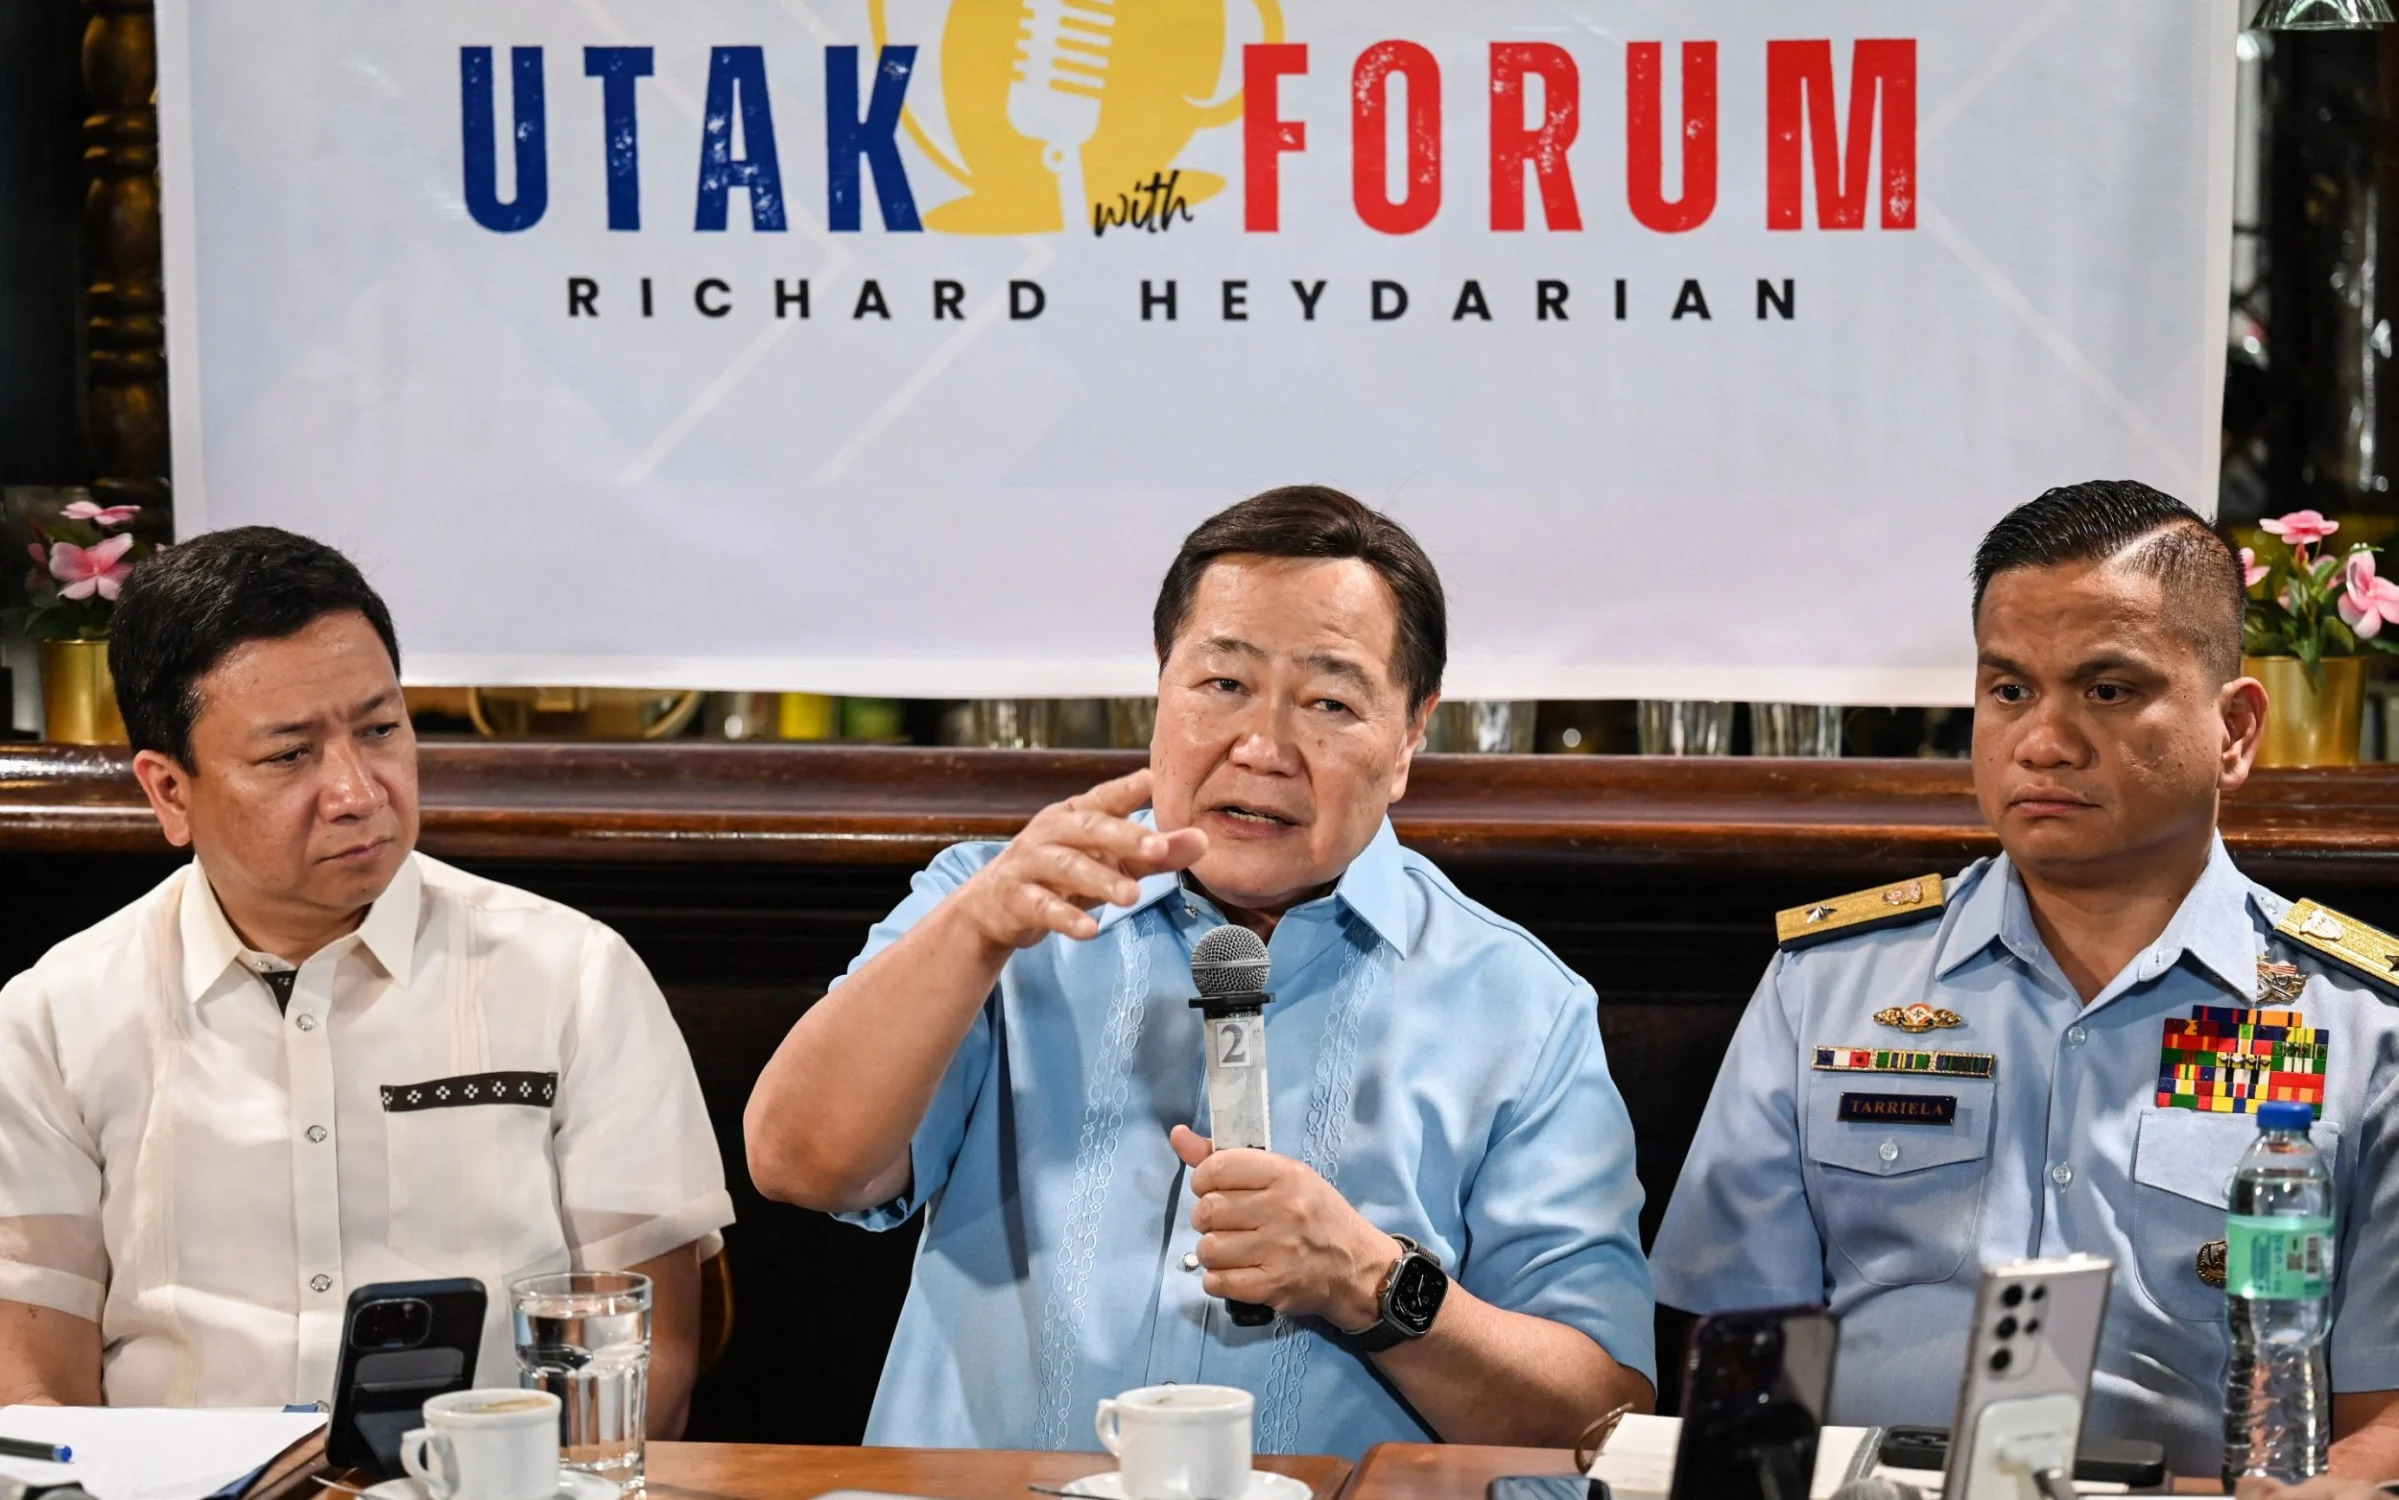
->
351 1297 433 1351
2001 1286 2024 1308
1995 1316 2018 1339
2025 1319 2041 1335
2030 1285 2047 1302
1990 1348 2012 1373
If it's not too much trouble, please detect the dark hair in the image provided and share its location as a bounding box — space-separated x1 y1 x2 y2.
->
110 526 401 765
1970 480 2246 680
1153 485 1447 712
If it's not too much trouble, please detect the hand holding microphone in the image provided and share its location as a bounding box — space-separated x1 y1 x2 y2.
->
955 769 1206 951
1171 1127 1401 1333
1177 925 1399 1333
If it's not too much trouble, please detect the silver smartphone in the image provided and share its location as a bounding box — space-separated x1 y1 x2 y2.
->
1943 1254 2114 1500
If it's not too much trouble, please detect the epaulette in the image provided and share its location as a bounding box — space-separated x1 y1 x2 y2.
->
2275 900 2399 997
1776 875 1946 951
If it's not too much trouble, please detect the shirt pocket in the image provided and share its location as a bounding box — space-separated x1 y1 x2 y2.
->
1804 1074 1996 1287
2129 1109 2340 1323
383 1071 564 1273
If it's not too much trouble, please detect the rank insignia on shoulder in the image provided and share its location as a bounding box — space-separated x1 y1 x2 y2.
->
1776 875 1947 950
2275 900 2399 996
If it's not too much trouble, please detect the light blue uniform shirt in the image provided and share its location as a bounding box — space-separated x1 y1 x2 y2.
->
836 817 1654 1459
1652 839 2399 1477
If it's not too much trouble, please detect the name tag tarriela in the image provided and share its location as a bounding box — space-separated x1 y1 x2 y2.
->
1837 1092 1958 1126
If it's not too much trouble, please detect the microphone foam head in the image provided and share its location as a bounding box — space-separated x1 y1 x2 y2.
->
1191 924 1271 997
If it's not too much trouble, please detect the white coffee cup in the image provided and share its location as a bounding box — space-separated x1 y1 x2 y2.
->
1095 1384 1254 1500
400 1388 562 1500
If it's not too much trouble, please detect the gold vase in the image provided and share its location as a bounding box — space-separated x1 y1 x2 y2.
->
2246 654 2366 768
38 638 127 745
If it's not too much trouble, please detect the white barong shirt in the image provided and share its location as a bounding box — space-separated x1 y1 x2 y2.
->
0 852 733 1405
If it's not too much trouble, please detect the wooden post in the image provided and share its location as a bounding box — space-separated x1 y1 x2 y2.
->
82 0 167 510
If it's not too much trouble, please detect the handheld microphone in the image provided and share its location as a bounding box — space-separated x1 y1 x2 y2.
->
1189 924 1275 1328
1006 0 1115 232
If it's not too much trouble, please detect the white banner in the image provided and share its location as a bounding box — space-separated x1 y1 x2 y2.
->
159 0 2235 703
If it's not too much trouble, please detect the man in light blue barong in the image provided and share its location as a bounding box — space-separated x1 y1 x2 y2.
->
745 485 1655 1458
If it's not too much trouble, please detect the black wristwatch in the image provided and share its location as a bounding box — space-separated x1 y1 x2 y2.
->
1347 1235 1448 1353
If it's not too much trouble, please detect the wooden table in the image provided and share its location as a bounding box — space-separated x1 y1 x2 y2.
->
1338 1446 1577 1500
643 1445 1351 1500
1333 1443 2226 1500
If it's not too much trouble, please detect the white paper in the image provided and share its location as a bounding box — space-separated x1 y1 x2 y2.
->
1586 1417 2135 1500
0 1406 327 1500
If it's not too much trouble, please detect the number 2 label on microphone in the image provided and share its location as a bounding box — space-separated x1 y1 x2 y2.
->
1217 1021 1253 1068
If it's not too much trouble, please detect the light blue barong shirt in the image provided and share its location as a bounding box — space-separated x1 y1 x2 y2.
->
834 817 1654 1459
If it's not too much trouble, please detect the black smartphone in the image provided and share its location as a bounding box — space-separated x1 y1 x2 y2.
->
1877 1426 2167 1488
326 1277 490 1477
1666 1306 1839 1500
1489 1478 1611 1500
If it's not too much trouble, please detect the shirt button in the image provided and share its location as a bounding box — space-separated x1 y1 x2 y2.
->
309 1274 332 1293
2065 1025 2088 1047
306 1125 328 1144
1182 1252 1201 1271
2050 1162 2074 1187
295 1014 317 1032
1877 1139 1900 1164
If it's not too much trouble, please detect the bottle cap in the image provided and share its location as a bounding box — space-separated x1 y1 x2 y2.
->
2257 1100 2315 1132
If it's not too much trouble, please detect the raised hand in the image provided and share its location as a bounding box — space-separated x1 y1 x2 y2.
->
957 768 1209 950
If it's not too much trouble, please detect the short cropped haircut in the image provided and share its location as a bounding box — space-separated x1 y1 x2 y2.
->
1153 485 1447 712
1970 480 2246 681
110 526 402 766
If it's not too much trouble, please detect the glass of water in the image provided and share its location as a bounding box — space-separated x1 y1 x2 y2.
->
512 1270 652 1492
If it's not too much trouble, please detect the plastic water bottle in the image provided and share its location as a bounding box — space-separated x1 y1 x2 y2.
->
2223 1099 2336 1486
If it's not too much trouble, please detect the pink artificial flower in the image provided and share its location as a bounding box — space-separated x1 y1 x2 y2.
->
2339 550 2399 640
61 500 140 529
2240 546 2270 589
2262 510 2341 554
25 543 45 569
47 533 136 602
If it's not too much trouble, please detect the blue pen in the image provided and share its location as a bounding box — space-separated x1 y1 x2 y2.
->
0 1438 70 1463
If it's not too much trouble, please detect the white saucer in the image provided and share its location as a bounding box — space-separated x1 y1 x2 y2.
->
361 1471 622 1500
1060 1472 1312 1500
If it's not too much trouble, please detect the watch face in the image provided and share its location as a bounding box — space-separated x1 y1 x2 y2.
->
1389 1256 1446 1333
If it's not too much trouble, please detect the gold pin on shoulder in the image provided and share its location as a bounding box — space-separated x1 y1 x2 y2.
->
2276 900 2399 996
1776 874 1948 951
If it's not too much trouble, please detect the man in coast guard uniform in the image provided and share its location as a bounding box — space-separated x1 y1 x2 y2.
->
1654 481 2399 1481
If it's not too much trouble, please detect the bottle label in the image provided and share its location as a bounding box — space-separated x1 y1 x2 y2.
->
2227 1214 2334 1300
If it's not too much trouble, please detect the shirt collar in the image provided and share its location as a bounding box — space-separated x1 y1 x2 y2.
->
1935 837 2256 999
177 852 422 1002
357 855 423 985
2139 837 2259 998
1091 813 1414 957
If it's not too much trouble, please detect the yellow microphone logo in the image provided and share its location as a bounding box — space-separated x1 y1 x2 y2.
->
871 0 1283 235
